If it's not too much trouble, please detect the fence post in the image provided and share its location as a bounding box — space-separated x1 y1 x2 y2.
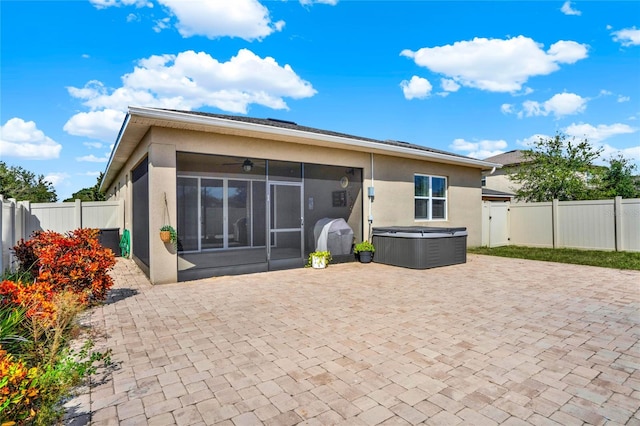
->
0 195 4 274
118 198 125 233
75 199 82 229
552 199 559 249
614 196 622 251
19 200 30 240
2 198 17 273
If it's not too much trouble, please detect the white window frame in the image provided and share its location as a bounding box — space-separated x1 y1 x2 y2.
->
414 174 448 221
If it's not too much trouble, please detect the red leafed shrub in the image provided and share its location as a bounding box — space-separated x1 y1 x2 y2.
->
0 280 57 326
13 229 116 304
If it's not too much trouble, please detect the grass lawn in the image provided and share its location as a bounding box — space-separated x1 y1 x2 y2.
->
468 246 640 270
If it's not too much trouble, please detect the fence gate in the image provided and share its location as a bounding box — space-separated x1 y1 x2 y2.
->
482 201 510 247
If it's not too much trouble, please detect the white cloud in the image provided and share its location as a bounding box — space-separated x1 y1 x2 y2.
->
64 49 316 140
440 78 460 92
560 1 581 16
618 95 630 103
611 27 640 47
564 122 637 143
517 134 551 148
400 76 432 100
501 104 514 114
157 0 283 41
449 138 508 159
93 0 286 41
44 172 70 187
83 142 104 149
153 17 170 32
521 92 588 118
300 0 338 4
76 154 109 163
90 0 152 9
63 110 126 142
0 118 62 159
601 144 640 164
400 36 588 93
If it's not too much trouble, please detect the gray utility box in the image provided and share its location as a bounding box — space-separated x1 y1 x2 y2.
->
372 226 467 269
97 228 121 257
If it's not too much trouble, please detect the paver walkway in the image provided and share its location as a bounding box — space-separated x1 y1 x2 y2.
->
65 255 640 425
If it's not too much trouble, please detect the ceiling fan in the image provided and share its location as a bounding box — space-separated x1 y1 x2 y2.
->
222 158 254 172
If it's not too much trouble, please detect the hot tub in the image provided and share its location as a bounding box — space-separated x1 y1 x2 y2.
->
372 226 467 269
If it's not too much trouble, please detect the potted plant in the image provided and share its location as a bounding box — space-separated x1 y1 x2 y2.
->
306 251 332 269
160 225 178 249
354 240 375 263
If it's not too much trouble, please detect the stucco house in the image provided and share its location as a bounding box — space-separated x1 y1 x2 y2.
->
101 107 500 284
482 150 525 195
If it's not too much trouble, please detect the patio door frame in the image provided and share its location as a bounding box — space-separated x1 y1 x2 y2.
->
177 175 263 253
267 180 304 270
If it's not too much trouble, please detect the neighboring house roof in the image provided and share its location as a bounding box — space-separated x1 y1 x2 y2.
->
483 150 527 166
102 106 501 191
482 188 515 198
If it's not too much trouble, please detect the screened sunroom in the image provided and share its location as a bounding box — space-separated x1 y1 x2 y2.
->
175 152 363 280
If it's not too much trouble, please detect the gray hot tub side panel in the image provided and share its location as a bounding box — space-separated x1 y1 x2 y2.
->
372 227 467 269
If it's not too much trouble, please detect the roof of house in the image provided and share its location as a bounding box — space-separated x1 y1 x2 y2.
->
163 108 484 161
101 106 501 191
483 150 527 166
482 188 515 198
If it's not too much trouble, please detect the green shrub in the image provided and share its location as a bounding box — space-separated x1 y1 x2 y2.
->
354 241 375 253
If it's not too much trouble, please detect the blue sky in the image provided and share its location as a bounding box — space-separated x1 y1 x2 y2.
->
1 0 639 201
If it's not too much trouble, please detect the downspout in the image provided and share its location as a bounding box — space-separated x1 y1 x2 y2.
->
368 153 375 240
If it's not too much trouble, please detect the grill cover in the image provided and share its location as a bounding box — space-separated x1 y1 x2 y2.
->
314 218 354 255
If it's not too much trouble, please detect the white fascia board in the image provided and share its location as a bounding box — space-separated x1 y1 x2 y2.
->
100 112 131 192
128 106 501 170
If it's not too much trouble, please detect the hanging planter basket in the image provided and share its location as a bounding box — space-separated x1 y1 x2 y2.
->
159 224 178 249
160 230 172 243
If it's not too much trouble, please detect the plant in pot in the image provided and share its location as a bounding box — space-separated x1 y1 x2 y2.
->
160 225 178 249
354 240 375 263
306 251 332 269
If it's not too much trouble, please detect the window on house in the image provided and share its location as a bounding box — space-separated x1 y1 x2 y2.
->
414 174 447 220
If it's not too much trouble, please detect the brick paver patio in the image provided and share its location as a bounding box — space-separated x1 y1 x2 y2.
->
65 254 640 425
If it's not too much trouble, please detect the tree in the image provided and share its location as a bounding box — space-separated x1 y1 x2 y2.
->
598 154 640 199
64 173 106 202
0 161 57 202
509 133 603 202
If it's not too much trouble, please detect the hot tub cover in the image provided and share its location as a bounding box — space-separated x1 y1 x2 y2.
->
373 226 467 237
372 226 467 269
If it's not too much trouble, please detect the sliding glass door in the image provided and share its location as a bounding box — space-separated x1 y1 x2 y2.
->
177 177 264 252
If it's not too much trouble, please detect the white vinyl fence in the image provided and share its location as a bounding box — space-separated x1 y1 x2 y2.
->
482 196 640 252
1 195 124 273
